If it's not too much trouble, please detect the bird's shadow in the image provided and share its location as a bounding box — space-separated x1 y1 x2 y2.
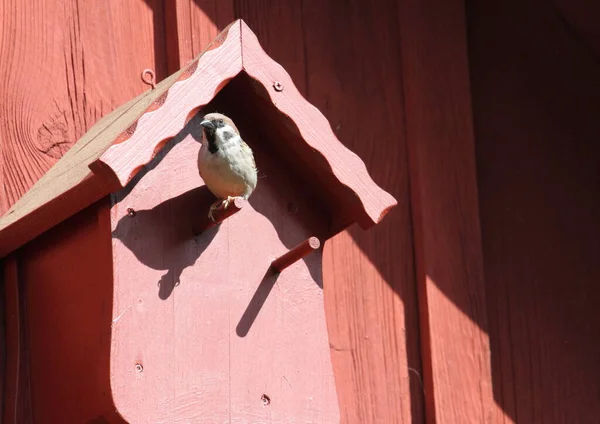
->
112 186 221 299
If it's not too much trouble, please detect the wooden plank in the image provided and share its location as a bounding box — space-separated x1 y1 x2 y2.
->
468 1 600 422
397 0 496 422
2 254 33 424
108 113 339 422
18 197 124 423
236 2 422 422
0 0 165 215
164 0 235 74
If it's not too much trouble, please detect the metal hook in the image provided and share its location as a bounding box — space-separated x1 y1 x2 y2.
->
141 69 156 89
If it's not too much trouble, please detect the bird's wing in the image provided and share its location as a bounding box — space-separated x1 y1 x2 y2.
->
241 139 257 171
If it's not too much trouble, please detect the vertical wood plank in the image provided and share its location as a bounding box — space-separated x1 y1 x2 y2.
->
468 0 600 422
164 0 235 74
234 0 307 93
0 0 165 214
2 254 33 424
19 198 123 423
300 0 423 422
236 1 423 422
397 0 496 422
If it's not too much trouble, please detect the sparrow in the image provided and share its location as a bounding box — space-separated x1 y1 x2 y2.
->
197 113 258 221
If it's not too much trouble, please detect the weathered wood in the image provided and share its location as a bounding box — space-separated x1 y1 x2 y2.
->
18 198 123 423
0 0 165 215
397 0 496 421
0 63 191 259
469 0 600 422
109 125 339 422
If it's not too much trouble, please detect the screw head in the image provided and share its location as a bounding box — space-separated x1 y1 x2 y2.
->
261 394 271 406
273 82 283 92
135 363 143 372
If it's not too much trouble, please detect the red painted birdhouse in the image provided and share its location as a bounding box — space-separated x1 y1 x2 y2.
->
0 20 396 423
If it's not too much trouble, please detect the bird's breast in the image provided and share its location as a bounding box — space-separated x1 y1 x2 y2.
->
197 143 256 199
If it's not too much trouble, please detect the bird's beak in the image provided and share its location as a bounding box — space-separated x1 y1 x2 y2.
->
200 119 214 130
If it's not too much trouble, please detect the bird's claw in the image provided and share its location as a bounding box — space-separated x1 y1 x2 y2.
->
222 196 235 210
207 196 242 223
208 202 219 222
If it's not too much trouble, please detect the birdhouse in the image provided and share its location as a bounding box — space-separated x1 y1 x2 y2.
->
0 20 396 423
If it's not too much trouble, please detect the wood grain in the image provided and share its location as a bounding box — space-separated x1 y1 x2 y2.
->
468 0 600 422
0 0 165 215
165 0 235 74
0 61 190 258
109 119 339 422
397 0 496 422
236 1 423 422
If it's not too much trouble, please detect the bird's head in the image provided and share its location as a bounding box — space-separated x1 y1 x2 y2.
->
200 113 240 144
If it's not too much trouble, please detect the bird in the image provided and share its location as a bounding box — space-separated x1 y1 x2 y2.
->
197 113 258 222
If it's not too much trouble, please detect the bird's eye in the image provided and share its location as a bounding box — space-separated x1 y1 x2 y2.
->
218 119 223 124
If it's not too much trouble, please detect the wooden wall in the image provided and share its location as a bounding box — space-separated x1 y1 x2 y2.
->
2 0 599 422
468 0 600 422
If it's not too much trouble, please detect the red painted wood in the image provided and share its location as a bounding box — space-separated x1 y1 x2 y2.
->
109 117 339 422
236 1 423 422
240 21 397 230
2 254 33 424
0 60 203 259
92 21 243 189
468 1 600 422
0 0 165 215
397 0 496 421
0 173 114 259
164 0 235 74
271 237 320 272
92 20 395 232
18 198 123 423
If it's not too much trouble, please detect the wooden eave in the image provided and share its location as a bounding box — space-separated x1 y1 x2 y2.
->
0 20 397 258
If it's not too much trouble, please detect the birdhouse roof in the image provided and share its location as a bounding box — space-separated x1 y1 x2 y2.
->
0 19 396 258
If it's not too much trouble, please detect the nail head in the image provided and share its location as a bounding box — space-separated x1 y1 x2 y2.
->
261 394 271 406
